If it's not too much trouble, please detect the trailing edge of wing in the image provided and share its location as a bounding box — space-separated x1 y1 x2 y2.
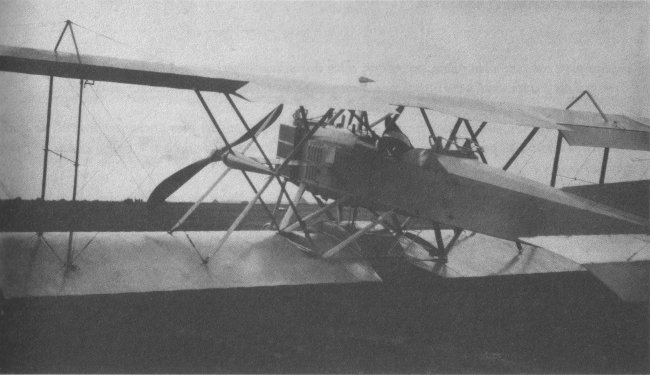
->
0 231 381 298
521 234 650 302
560 121 649 151
0 45 248 92
584 261 649 302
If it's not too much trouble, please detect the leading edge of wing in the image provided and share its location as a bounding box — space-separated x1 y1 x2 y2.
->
241 75 650 150
0 231 380 298
521 234 650 302
239 76 568 130
5 43 646 141
0 44 248 93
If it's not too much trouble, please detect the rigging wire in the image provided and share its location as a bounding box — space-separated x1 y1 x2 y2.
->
39 234 65 264
70 21 171 63
571 147 597 183
61 80 148 197
72 232 99 262
184 232 205 261
515 129 552 175
87 85 156 185
556 174 596 185
80 100 148 197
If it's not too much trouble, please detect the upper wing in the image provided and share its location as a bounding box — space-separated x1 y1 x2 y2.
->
2 44 647 150
240 78 649 150
0 44 247 92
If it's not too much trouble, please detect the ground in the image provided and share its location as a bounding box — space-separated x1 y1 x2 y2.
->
0 199 647 372
1 268 647 373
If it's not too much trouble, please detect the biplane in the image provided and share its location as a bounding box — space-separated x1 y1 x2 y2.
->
0 22 648 306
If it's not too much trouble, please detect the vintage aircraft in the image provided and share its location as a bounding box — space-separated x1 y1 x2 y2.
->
0 23 648 304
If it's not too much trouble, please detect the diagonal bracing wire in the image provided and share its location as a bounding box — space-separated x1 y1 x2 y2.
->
87 85 157 185
39 234 65 265
61 79 148 197
70 21 171 63
72 232 99 262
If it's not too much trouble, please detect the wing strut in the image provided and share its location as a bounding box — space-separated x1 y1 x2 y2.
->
497 90 614 187
168 138 258 233
503 128 540 171
36 20 90 273
206 175 276 262
194 90 279 230
225 93 321 237
273 109 336 240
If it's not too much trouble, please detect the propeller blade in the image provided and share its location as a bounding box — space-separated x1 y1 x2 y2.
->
148 157 214 205
148 104 282 206
222 152 274 175
228 104 283 149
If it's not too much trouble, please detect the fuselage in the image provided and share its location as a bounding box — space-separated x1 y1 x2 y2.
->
277 121 647 241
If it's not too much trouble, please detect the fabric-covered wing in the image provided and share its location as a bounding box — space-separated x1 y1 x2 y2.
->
0 45 247 92
240 75 649 150
521 234 650 302
0 231 380 298
239 77 567 130
398 230 584 278
3 44 647 150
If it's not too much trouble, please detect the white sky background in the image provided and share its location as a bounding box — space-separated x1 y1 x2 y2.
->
0 0 648 202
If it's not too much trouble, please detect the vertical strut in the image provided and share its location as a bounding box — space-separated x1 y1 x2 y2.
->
42 19 73 215
66 78 84 270
599 148 609 185
550 131 563 187
72 79 84 202
433 223 445 258
41 76 54 201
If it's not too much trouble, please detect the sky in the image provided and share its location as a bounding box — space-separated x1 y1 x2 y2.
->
0 0 648 202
